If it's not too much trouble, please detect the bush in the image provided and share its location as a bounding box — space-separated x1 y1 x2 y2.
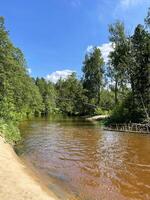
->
107 93 145 124
0 119 21 144
94 107 109 116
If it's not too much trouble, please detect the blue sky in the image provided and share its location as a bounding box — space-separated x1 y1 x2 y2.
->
0 0 149 81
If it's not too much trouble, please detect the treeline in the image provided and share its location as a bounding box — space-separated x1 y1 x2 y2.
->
107 9 150 123
52 8 150 123
0 9 150 142
0 17 44 142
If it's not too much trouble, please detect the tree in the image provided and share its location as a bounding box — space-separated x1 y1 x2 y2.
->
108 10 150 123
145 7 150 28
35 78 56 116
56 73 88 115
108 21 129 105
0 16 43 121
99 89 115 111
131 24 150 120
82 47 104 106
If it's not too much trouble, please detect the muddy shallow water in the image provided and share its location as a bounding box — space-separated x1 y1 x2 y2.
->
16 117 150 200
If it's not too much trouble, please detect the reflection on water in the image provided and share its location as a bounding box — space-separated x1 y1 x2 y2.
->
16 117 150 200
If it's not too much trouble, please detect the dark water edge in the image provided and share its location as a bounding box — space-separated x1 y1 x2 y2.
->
15 116 150 200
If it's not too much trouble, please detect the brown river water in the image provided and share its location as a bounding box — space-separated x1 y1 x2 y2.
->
16 117 150 200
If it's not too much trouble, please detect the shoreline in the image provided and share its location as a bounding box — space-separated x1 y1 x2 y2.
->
18 152 81 200
0 136 60 200
85 115 109 121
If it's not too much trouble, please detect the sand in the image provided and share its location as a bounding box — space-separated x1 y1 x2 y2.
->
86 115 108 121
0 136 60 200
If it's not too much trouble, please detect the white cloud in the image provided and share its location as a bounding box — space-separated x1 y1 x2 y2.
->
46 69 74 83
120 0 144 7
98 43 114 63
86 43 114 63
27 68 32 74
86 45 94 53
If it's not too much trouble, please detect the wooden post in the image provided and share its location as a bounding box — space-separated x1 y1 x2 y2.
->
147 125 149 133
116 124 118 130
136 124 138 132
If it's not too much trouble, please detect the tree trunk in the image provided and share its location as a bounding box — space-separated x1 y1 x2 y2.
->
115 78 118 105
97 87 101 105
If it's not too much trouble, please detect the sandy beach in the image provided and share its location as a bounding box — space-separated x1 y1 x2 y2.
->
0 136 60 200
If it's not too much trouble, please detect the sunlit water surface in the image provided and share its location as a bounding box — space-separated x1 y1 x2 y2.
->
16 117 150 200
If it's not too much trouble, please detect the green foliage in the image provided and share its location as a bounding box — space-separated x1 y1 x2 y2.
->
107 94 145 124
82 47 104 106
0 119 21 144
56 73 88 115
94 107 109 116
99 89 115 111
145 7 150 28
108 8 150 123
0 17 43 142
130 24 150 119
0 7 150 141
35 78 57 115
108 21 129 104
0 17 43 121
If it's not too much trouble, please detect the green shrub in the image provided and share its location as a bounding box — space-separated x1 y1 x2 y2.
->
0 119 21 144
107 93 145 124
94 107 109 116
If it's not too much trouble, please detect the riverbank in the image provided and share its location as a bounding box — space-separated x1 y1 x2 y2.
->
0 136 60 200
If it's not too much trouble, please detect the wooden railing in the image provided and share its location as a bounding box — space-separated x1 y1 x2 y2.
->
104 123 150 134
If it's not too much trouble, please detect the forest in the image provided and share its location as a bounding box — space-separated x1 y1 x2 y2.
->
0 8 149 143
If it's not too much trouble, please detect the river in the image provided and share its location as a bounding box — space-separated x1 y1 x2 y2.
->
16 116 150 200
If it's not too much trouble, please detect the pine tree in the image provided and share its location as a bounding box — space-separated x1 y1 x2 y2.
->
82 47 104 106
